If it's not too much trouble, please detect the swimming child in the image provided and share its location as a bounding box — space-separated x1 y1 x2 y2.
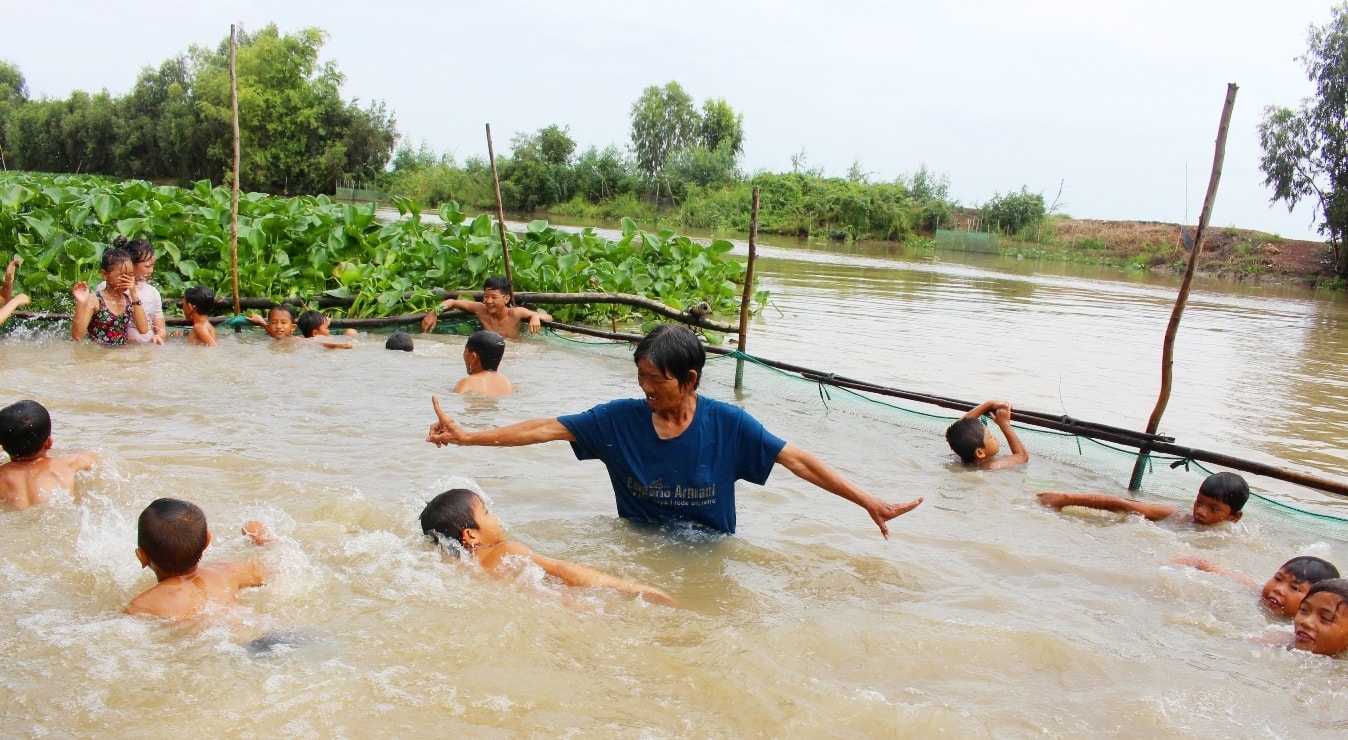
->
296 309 354 349
126 498 273 621
0 400 98 510
71 246 149 345
1292 578 1348 656
945 400 1029 470
385 331 414 352
455 330 514 396
182 286 218 347
419 488 676 606
1037 471 1249 526
247 304 299 341
420 275 552 338
1171 555 1339 617
94 237 167 344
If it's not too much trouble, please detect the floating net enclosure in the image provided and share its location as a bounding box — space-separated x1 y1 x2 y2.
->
935 229 1001 254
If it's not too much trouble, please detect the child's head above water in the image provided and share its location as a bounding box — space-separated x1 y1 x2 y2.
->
136 498 209 576
1264 556 1340 617
1294 578 1348 656
385 331 413 352
464 330 505 372
419 488 503 551
946 418 995 464
0 399 51 461
1192 472 1249 525
265 304 297 340
182 286 215 318
297 310 329 338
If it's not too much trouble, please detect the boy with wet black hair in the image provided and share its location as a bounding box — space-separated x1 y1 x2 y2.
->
419 488 675 606
385 331 414 352
455 330 513 396
1037 471 1250 526
1171 554 1339 617
296 309 355 349
420 275 552 338
945 399 1029 470
127 498 274 620
182 286 217 347
246 303 299 340
1293 578 1348 655
0 400 97 510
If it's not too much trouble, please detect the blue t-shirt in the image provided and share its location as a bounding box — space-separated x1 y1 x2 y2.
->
557 395 787 534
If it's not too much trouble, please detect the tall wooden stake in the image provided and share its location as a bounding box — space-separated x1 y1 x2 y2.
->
734 186 761 390
1129 83 1238 490
229 24 242 315
485 123 513 287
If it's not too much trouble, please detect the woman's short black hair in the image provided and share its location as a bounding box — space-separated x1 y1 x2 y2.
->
633 324 705 389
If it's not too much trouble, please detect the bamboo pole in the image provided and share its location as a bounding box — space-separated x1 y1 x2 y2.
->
735 187 761 390
1129 82 1238 490
229 24 242 316
485 123 513 288
736 186 761 352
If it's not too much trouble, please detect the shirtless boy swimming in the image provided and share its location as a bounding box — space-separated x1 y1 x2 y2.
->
0 400 97 510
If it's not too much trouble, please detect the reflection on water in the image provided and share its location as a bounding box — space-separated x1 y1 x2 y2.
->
3 229 1348 733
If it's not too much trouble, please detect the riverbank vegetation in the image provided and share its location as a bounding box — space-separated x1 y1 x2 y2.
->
0 171 757 327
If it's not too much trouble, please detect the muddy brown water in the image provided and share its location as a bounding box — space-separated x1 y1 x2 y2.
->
1 230 1346 735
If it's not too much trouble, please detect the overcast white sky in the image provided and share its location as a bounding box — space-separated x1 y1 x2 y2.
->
3 0 1339 239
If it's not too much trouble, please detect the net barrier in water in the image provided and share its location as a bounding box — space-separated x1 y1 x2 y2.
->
539 328 1348 543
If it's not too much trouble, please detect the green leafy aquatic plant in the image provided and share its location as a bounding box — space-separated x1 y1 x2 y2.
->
0 171 763 325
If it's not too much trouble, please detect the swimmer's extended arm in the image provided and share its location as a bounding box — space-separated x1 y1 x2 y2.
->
1168 556 1260 590
421 298 482 332
774 444 923 539
1036 492 1177 521
511 305 552 333
483 542 676 606
960 399 1001 422
426 395 574 446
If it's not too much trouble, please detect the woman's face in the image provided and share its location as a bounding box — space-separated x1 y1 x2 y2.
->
637 358 692 412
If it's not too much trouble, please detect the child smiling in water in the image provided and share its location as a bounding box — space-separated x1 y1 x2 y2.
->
419 488 675 606
1293 578 1348 656
1037 472 1249 527
1171 555 1339 617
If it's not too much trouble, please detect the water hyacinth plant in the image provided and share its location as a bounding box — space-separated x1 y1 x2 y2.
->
0 172 763 325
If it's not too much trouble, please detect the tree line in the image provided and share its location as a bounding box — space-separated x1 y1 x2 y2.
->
0 25 396 196
0 28 1050 245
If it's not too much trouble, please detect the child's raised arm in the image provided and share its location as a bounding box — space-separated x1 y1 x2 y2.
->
70 282 95 340
983 404 1029 470
960 399 1001 422
0 293 29 326
1036 491 1177 521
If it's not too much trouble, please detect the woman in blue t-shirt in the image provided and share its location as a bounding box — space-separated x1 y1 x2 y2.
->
426 324 923 536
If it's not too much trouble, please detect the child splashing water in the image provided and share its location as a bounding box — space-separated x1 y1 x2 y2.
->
71 246 148 346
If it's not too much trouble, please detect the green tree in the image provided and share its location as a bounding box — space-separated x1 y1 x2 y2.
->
0 59 28 166
190 24 396 194
1259 2 1348 276
629 81 699 180
699 98 743 157
982 187 1045 235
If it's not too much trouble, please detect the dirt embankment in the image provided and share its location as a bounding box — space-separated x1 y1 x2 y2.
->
953 214 1334 282
1053 219 1331 279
